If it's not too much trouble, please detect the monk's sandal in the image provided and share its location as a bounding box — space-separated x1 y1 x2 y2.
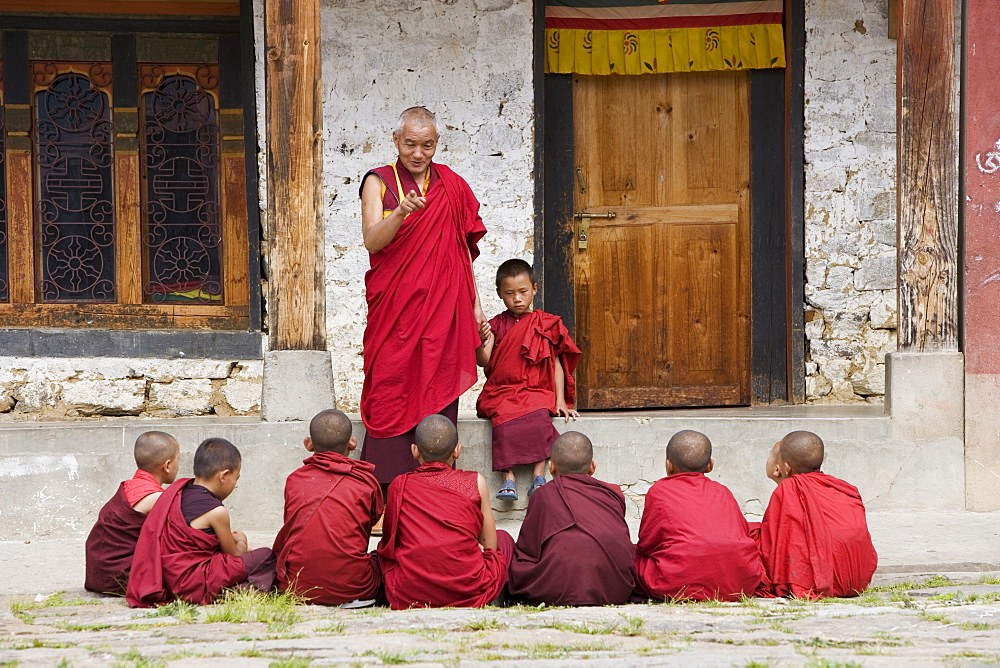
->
528 476 547 497
496 480 518 501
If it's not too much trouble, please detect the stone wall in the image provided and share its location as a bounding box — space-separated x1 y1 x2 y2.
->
802 0 898 403
0 359 262 419
315 0 537 412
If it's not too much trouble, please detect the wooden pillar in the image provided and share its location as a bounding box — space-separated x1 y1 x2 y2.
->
264 0 326 350
895 0 958 352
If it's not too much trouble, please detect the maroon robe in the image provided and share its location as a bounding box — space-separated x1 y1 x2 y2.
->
508 474 635 606
635 473 765 601
756 471 877 599
126 478 266 607
376 462 510 609
84 483 147 595
272 451 384 605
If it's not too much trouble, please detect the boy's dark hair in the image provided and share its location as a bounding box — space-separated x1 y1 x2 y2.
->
193 438 242 479
495 259 534 289
310 409 353 454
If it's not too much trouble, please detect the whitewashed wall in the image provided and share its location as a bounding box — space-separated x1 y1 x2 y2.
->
802 0 897 403
316 0 537 412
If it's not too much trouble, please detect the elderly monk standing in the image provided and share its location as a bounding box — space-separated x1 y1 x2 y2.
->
359 107 487 496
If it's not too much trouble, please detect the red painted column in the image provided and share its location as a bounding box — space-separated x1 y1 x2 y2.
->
964 2 1000 509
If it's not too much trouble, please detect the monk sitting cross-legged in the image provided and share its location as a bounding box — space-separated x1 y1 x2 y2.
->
507 431 636 606
376 415 515 609
755 431 878 599
85 431 180 595
634 430 765 602
272 409 384 606
126 438 277 607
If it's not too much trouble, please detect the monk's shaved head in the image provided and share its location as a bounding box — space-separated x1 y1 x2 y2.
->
666 430 712 473
551 431 594 475
193 438 241 479
309 409 353 454
414 414 458 462
396 106 439 136
134 431 179 472
779 431 824 474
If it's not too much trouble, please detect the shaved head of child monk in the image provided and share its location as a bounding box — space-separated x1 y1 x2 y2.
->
755 431 878 599
635 429 765 602
508 431 636 606
376 414 515 609
85 431 181 595
273 409 384 606
126 438 277 607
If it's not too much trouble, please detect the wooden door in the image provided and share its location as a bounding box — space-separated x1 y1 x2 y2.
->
573 72 751 409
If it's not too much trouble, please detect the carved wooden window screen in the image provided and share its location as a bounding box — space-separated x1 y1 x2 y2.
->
0 57 249 329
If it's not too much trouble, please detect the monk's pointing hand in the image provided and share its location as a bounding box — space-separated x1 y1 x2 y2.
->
399 189 427 215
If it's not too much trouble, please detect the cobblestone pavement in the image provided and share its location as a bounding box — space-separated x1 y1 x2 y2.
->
2 577 1000 666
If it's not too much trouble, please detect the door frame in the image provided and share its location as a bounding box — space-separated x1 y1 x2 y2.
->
532 0 805 405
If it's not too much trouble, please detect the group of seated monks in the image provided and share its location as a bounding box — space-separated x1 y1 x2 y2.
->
85 411 878 608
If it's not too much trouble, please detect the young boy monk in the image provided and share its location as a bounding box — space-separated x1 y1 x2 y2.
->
376 414 514 609
634 430 765 602
756 430 878 599
507 431 635 606
126 438 277 607
85 431 180 595
272 409 383 605
476 259 581 500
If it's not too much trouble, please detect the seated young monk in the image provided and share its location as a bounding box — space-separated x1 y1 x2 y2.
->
272 409 383 605
507 431 635 606
126 438 277 607
634 430 764 602
85 431 180 595
756 430 878 599
376 414 514 609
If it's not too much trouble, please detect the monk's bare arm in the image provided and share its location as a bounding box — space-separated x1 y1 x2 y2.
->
361 176 425 253
553 355 579 420
198 506 248 556
476 473 499 551
131 491 162 515
476 322 494 367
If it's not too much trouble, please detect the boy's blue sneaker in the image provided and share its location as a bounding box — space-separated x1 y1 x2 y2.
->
528 475 547 497
496 479 518 501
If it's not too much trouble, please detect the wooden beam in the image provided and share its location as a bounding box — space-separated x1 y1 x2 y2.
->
896 0 958 351
264 0 326 350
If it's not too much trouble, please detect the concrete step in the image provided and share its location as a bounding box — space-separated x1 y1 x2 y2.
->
0 405 962 541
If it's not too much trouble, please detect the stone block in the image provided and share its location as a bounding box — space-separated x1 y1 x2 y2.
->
964 373 1000 511
869 291 897 329
147 379 214 416
886 351 964 441
261 350 337 422
222 378 263 415
850 362 885 397
61 380 146 416
855 252 896 290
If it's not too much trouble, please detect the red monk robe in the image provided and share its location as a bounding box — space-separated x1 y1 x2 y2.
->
360 162 486 446
84 473 160 595
126 478 252 607
756 471 878 599
376 462 511 609
635 472 765 602
508 474 635 606
477 310 581 471
272 451 384 605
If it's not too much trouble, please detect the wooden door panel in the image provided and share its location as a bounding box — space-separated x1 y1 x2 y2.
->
573 71 750 409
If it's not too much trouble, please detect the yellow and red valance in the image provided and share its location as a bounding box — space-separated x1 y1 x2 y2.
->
545 0 786 75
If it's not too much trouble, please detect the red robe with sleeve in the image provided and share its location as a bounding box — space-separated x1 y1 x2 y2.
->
635 473 765 601
361 163 486 440
757 471 878 599
508 474 635 606
476 310 581 427
84 482 148 595
272 451 384 605
125 478 248 607
376 462 508 609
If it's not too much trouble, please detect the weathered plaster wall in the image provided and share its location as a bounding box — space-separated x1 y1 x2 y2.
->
0 359 262 419
316 0 536 412
802 0 898 403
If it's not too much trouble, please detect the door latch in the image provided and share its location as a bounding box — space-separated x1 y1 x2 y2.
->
572 211 616 250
